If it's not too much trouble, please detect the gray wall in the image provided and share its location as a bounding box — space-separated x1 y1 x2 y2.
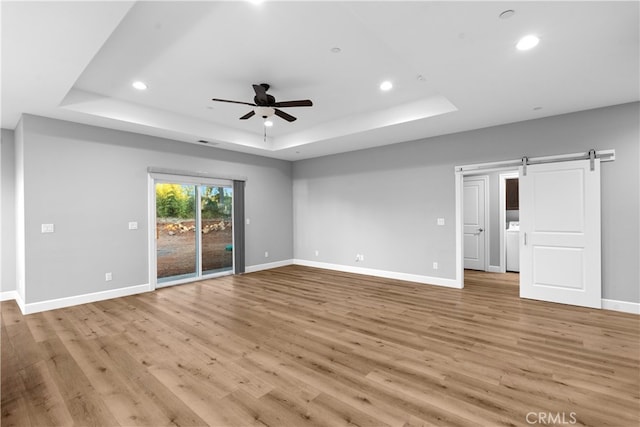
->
16 115 293 304
293 102 640 303
5 103 638 306
1 129 16 293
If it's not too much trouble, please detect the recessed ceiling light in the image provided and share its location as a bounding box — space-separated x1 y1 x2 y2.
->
248 0 264 5
198 139 209 144
132 81 147 90
330 47 342 54
533 106 542 111
380 81 393 91
499 10 515 19
264 120 273 127
416 74 426 82
516 35 540 51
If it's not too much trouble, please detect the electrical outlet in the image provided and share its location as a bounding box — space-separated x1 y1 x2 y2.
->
128 221 138 230
264 251 269 258
41 224 55 233
433 262 438 270
105 272 113 281
437 218 445 226
315 250 319 256
355 254 364 262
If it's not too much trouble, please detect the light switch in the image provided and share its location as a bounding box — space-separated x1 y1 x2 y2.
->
246 218 251 225
437 218 445 226
128 221 138 230
41 224 55 233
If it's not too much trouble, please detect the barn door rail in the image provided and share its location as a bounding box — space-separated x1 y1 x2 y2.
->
456 149 615 175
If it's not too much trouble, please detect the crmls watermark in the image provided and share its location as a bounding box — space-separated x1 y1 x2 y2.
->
526 412 577 425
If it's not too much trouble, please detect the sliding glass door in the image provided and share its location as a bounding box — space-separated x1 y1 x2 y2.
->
154 178 233 287
200 185 233 275
156 183 198 283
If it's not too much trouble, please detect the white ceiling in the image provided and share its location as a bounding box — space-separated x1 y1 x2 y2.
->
2 1 638 160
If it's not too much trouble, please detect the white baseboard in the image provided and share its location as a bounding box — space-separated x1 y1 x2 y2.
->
10 271 634 316
1 290 26 314
0 290 19 302
245 259 294 273
293 259 462 289
602 299 640 315
22 284 150 315
488 265 503 273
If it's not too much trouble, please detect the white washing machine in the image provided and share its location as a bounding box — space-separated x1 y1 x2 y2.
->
506 221 520 272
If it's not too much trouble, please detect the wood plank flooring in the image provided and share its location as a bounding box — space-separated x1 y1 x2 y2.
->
2 266 639 426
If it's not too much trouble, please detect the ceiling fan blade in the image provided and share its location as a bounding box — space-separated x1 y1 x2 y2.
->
274 108 297 122
239 110 255 120
211 98 256 107
252 84 269 105
272 100 313 108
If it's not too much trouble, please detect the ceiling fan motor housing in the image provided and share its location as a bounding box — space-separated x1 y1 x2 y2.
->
255 94 276 106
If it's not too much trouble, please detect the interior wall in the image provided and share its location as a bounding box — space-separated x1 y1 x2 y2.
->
15 119 25 302
18 115 293 304
293 102 640 304
488 172 501 267
1 129 17 294
0 129 17 292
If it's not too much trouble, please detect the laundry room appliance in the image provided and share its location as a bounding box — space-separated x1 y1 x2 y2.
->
506 221 520 272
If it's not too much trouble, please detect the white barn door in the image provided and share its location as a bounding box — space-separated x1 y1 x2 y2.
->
463 178 486 271
519 159 601 308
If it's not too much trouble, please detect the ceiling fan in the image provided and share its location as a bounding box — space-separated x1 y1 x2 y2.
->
211 83 313 122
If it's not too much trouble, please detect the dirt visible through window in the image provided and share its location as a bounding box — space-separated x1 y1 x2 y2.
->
156 219 233 278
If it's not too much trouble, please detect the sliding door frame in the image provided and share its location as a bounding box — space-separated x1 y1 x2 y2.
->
148 172 235 291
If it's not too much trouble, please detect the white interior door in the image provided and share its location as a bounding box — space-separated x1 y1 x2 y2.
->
519 159 601 308
463 178 486 270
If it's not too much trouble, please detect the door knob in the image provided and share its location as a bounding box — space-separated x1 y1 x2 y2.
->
478 228 484 233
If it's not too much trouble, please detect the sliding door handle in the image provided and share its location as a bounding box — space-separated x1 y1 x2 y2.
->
524 232 527 246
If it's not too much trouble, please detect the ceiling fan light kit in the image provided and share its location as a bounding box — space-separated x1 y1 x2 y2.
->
255 106 275 118
211 83 313 123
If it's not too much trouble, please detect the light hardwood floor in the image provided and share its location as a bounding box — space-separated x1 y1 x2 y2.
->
2 266 639 426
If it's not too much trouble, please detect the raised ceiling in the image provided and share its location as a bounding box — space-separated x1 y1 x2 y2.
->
2 1 638 160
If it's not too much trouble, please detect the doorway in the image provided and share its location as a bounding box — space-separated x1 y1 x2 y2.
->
499 171 520 274
455 151 607 309
152 177 234 288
